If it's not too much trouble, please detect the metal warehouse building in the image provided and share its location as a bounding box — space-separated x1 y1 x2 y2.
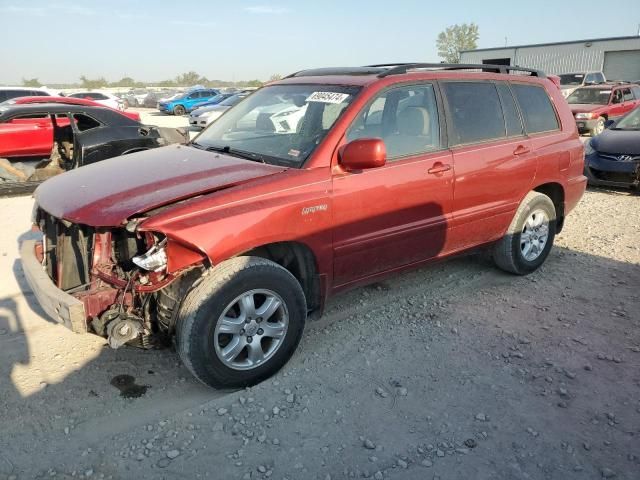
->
460 36 640 81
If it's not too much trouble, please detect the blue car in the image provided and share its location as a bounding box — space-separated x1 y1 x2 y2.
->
158 88 220 115
189 93 235 111
584 106 640 190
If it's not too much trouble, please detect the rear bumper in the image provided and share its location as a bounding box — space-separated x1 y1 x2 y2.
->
565 175 587 215
20 239 87 333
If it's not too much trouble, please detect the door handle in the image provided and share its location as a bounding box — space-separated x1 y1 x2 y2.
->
427 162 451 175
513 145 530 156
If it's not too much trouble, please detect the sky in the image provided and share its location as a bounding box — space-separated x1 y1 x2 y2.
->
1 0 639 85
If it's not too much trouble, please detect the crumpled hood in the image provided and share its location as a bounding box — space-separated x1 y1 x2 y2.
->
592 129 640 155
570 104 603 114
35 144 287 226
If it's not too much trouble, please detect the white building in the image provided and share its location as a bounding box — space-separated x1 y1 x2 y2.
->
460 36 640 81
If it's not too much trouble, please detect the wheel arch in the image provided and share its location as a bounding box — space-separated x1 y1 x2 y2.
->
532 182 565 233
240 241 322 314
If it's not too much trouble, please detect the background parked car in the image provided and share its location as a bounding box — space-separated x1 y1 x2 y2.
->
189 92 235 111
0 103 188 194
0 96 141 122
158 88 220 115
584 106 640 189
566 83 640 136
69 91 125 111
559 71 606 98
188 92 249 128
117 91 138 108
0 87 54 103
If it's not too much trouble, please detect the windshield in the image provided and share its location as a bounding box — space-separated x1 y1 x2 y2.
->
193 84 360 167
614 107 640 130
567 88 611 105
559 74 584 86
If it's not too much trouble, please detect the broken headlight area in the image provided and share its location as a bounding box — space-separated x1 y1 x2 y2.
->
132 238 168 272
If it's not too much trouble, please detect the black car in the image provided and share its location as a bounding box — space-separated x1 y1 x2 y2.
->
584 106 640 190
0 103 187 196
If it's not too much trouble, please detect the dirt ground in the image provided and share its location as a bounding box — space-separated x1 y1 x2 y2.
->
0 117 638 479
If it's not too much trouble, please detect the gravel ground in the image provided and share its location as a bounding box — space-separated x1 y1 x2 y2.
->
0 118 638 479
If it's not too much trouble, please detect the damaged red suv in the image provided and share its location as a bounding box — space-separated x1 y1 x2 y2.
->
22 63 586 388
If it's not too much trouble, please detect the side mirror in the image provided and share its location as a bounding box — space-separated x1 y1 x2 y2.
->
604 119 616 129
338 138 386 171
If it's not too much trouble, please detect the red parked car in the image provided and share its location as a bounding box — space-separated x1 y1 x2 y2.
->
0 96 140 158
566 83 640 136
22 63 586 388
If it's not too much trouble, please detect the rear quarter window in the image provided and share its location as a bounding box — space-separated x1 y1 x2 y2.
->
510 84 559 134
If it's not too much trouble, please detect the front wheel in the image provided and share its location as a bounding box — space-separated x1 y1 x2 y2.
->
176 257 307 389
493 191 556 275
173 104 186 116
590 116 605 137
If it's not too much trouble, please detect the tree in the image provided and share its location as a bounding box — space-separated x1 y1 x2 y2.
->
111 76 136 87
436 23 479 63
22 77 42 87
175 71 206 86
79 75 107 89
269 74 282 82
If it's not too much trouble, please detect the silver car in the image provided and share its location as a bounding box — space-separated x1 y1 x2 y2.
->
189 93 248 129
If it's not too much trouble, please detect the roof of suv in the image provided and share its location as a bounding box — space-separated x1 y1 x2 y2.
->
275 63 547 87
577 83 631 89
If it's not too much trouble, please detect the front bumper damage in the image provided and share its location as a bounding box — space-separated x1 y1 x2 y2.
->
21 239 87 333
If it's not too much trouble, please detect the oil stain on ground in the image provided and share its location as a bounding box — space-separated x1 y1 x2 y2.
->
110 374 149 398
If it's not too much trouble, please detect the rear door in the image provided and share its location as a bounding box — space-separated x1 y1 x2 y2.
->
620 87 638 115
442 81 535 251
332 83 454 287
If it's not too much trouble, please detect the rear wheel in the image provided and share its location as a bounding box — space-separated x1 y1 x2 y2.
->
176 257 306 389
173 104 186 116
493 191 556 275
590 116 605 137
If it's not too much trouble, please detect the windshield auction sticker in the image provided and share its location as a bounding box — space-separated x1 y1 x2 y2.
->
306 92 350 104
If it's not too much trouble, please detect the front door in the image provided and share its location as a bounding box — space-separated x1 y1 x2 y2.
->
332 83 454 287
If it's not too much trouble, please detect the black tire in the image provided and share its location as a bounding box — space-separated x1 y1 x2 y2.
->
493 191 556 275
175 256 307 389
590 116 605 137
173 104 186 116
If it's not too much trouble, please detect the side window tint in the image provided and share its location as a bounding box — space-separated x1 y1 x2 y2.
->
511 84 559 134
346 84 440 160
496 83 523 137
622 89 633 102
442 82 505 145
72 113 101 132
632 87 640 99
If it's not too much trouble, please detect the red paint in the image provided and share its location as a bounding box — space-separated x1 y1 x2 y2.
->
0 96 140 158
32 69 586 327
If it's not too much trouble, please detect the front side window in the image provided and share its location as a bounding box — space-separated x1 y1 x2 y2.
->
347 84 440 159
511 84 559 134
193 84 360 167
442 82 505 145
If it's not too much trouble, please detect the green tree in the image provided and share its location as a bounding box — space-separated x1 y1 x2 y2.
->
22 77 42 87
79 75 108 89
436 23 479 63
245 79 263 88
111 76 136 87
268 74 282 82
175 71 206 86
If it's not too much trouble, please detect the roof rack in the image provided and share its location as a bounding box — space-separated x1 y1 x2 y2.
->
284 67 387 79
365 63 546 78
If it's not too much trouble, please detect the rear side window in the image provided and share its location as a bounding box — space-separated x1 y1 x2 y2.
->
442 82 505 145
496 83 523 137
633 86 640 99
622 88 633 102
511 84 559 134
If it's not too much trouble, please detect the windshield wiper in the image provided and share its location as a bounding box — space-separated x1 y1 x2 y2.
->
203 145 266 163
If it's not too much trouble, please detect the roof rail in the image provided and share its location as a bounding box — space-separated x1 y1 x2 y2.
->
284 67 387 79
365 63 546 78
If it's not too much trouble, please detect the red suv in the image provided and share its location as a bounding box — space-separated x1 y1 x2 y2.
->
567 83 640 136
22 63 586 388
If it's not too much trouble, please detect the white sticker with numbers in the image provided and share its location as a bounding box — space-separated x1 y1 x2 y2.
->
306 91 350 104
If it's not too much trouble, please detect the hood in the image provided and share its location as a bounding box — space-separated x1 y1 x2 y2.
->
592 129 640 155
35 145 287 227
569 104 603 114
